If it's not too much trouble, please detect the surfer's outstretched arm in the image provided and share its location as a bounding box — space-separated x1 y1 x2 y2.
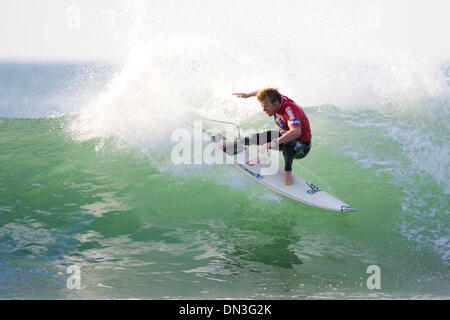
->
232 90 260 98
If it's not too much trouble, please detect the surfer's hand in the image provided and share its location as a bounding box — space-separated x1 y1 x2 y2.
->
260 141 275 153
233 92 252 98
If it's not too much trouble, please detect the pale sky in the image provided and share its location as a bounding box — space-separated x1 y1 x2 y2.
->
0 0 128 62
0 0 449 63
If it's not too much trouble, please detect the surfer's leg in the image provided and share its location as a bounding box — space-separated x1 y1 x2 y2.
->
241 131 300 170
280 140 297 172
242 130 281 146
280 140 312 170
279 141 298 185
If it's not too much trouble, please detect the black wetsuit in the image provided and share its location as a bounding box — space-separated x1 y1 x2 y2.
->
241 130 311 172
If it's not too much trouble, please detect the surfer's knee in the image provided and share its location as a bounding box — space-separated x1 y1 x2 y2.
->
281 140 312 170
294 140 312 159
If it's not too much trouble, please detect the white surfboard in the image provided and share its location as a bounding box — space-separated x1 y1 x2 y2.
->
210 133 358 212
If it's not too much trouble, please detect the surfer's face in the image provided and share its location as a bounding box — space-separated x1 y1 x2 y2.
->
260 97 281 116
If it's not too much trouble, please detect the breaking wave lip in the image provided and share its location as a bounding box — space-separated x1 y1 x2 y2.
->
65 0 450 142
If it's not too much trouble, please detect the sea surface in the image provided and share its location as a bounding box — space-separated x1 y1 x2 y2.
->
1 1 449 299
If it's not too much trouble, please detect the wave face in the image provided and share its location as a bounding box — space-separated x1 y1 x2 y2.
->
1 0 449 299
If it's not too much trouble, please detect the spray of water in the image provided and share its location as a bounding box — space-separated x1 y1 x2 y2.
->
68 0 450 191
65 0 450 265
69 0 449 140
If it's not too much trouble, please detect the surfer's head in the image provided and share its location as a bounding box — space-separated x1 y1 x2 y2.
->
257 88 282 116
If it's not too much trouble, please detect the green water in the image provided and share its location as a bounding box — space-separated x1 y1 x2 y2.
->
0 111 448 299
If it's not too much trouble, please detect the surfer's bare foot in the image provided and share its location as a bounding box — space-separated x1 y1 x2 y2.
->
284 171 294 185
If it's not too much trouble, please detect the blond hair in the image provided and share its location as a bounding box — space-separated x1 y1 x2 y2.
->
257 88 282 104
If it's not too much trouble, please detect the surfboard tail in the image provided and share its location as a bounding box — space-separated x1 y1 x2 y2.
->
340 205 359 212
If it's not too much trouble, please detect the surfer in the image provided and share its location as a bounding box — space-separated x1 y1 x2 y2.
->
232 88 312 186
